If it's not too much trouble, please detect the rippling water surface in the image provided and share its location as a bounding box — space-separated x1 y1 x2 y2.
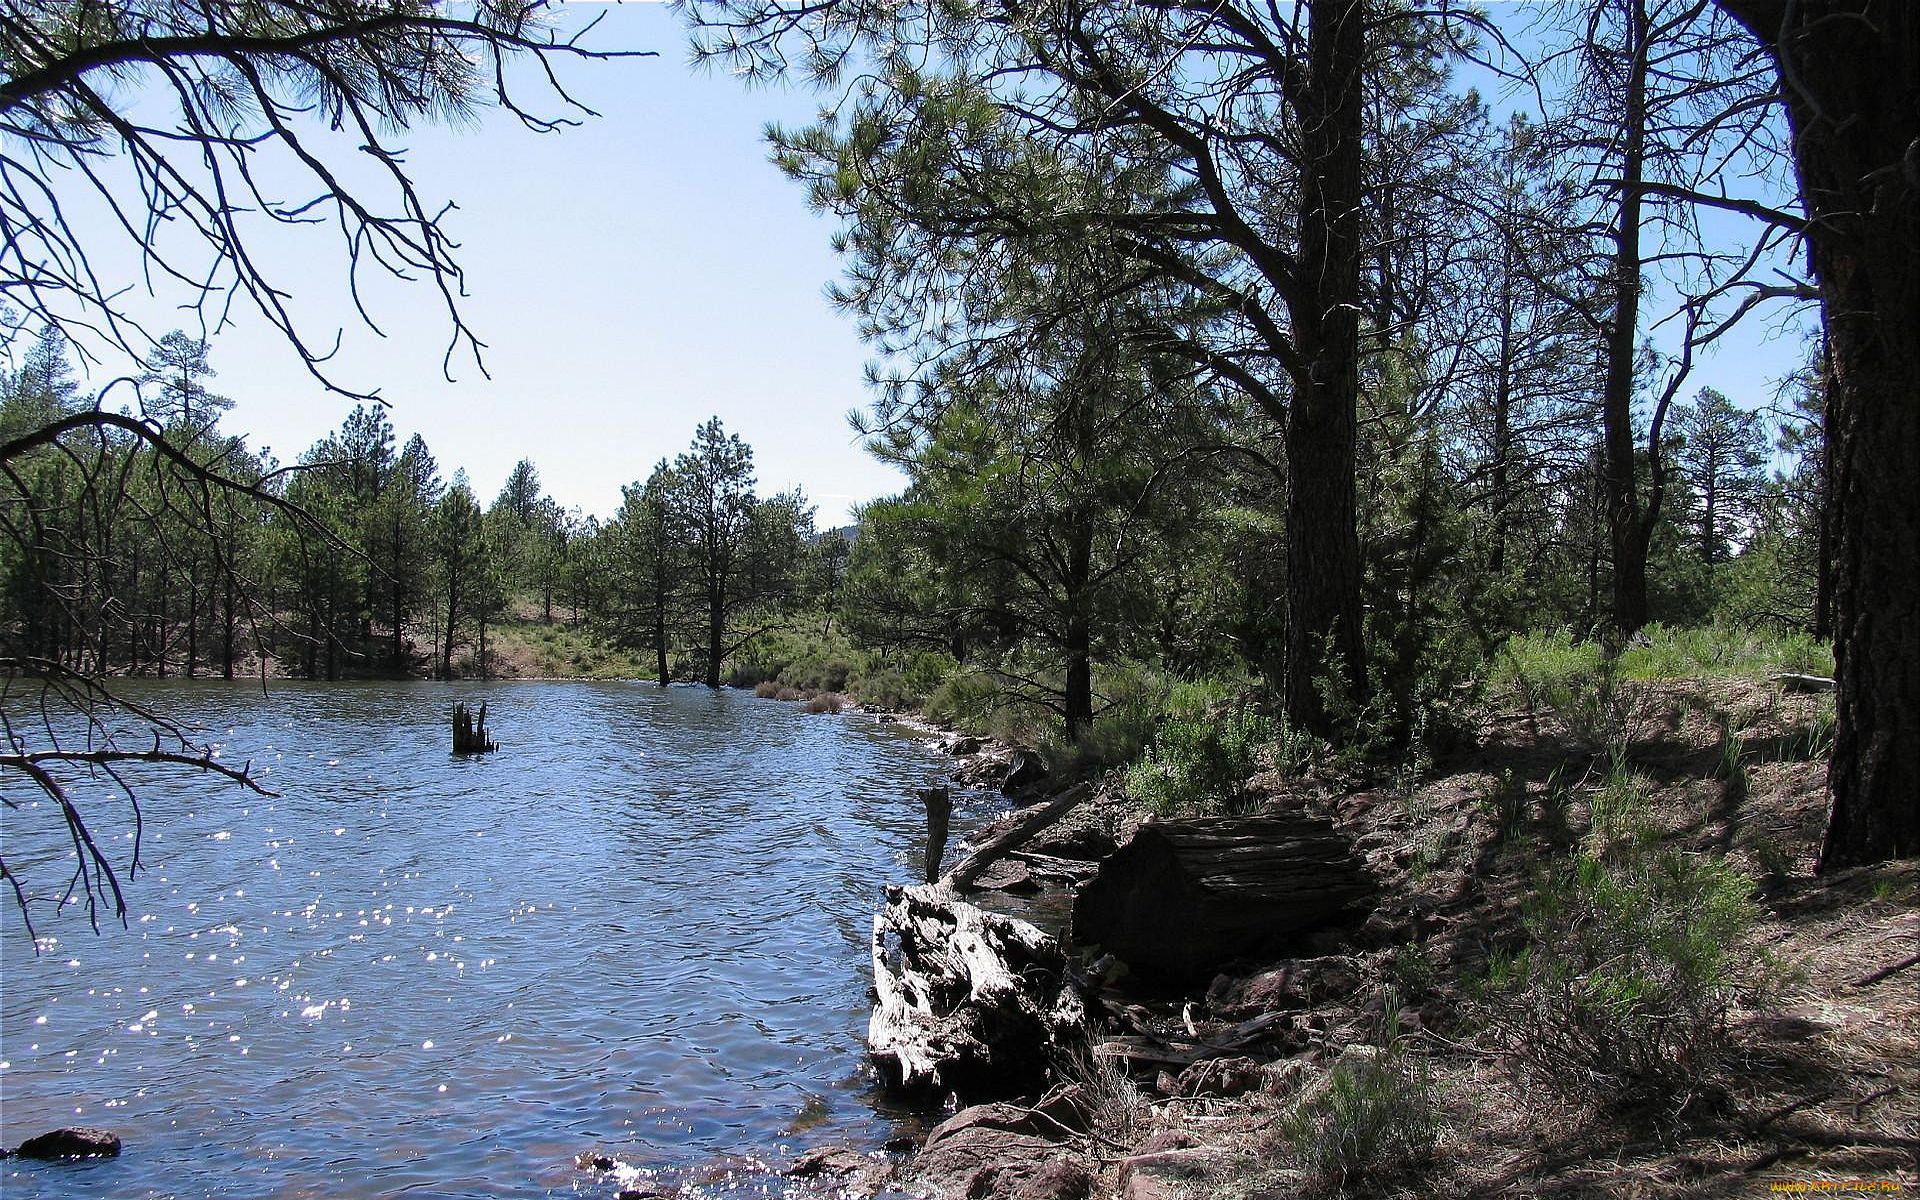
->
2 681 982 1199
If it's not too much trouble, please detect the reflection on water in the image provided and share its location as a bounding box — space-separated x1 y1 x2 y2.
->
2 681 987 1199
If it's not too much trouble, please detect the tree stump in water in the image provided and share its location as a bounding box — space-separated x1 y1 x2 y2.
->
920 786 952 884
452 703 498 754
1071 812 1375 982
869 883 1087 1099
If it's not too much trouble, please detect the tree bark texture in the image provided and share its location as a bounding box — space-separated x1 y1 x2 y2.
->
1284 0 1370 737
1602 0 1653 636
1716 0 1920 867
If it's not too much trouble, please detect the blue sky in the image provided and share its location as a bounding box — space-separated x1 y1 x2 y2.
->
70 2 895 526
35 1 1815 525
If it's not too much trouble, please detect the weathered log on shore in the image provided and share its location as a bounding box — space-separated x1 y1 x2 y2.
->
942 783 1090 894
1071 813 1376 981
869 883 1087 1098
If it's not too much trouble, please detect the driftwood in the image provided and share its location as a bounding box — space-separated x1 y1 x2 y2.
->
452 703 497 754
1071 812 1375 981
920 786 953 884
941 783 1091 893
869 882 1087 1098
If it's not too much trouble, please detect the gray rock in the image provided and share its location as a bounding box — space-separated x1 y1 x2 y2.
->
786 1145 895 1195
1002 749 1050 794
915 1103 1093 1200
11 1127 121 1160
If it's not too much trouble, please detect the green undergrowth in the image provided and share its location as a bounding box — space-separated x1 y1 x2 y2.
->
1269 1007 1438 1195
1125 705 1276 814
1479 842 1775 1114
489 620 646 679
1497 623 1830 696
724 617 952 712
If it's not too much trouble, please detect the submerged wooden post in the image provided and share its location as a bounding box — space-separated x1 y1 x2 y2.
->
452 702 498 754
920 786 952 884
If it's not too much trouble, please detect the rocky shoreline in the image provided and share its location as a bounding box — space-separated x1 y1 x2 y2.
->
15 684 1914 1198
779 686 1918 1200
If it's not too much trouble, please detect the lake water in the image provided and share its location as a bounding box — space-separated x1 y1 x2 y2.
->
1 681 991 1199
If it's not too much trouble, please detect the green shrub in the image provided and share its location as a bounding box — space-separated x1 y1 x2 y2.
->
1124 707 1275 814
924 666 1001 731
1388 942 1438 1003
1587 751 1660 854
1477 768 1529 846
1275 1022 1437 1193
853 666 918 711
1484 846 1765 1111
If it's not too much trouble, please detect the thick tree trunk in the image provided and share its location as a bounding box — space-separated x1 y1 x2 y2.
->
1284 0 1369 737
1716 0 1920 868
1601 0 1652 637
1063 617 1092 745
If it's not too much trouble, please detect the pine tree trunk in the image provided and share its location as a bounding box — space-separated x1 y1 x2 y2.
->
705 575 725 688
1715 0 1920 867
1283 0 1369 737
1601 0 1652 637
185 561 199 678
391 514 407 673
442 581 458 680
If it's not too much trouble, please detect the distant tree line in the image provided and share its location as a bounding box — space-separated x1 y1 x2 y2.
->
0 329 827 682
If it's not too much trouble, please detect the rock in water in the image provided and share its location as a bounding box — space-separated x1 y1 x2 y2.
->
869 883 1086 1098
11 1127 122 1160
1071 813 1376 982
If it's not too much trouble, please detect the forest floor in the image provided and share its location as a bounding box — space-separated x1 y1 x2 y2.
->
827 675 1919 1200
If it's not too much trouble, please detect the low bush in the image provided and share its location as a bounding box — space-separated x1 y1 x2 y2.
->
804 691 846 714
1587 751 1661 855
1123 707 1275 814
1477 767 1529 846
1275 1018 1437 1194
1483 845 1765 1112
924 666 1001 732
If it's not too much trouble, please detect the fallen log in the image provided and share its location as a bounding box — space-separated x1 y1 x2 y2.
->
941 783 1090 894
869 883 1087 1098
1071 812 1376 982
1772 673 1836 693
